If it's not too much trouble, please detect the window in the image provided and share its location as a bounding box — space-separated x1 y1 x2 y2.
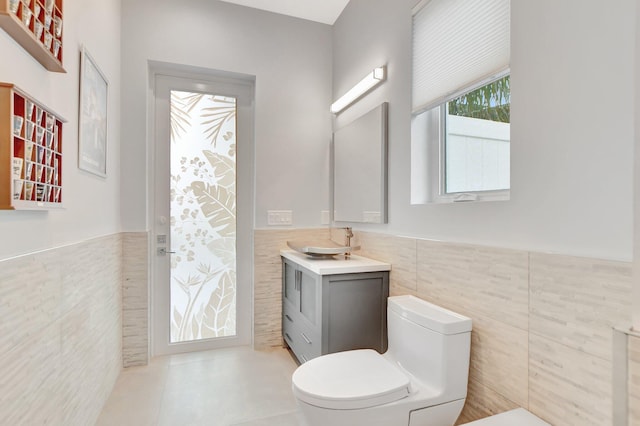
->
444 75 510 195
411 0 510 203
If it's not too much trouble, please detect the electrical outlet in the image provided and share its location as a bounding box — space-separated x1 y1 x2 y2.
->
267 210 293 226
362 211 381 223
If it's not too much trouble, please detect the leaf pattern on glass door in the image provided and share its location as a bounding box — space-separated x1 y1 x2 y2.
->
206 237 236 271
170 91 204 141
190 181 236 238
169 91 237 343
203 150 235 189
203 270 236 336
201 97 236 147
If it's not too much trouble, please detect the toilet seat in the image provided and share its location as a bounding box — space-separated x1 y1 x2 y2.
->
292 349 411 410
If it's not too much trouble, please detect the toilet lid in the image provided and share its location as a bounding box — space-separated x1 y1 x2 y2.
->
292 349 411 410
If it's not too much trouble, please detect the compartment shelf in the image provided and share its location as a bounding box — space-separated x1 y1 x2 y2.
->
0 0 64 72
1 82 65 210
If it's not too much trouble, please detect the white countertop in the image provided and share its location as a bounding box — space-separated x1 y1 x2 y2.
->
280 249 391 275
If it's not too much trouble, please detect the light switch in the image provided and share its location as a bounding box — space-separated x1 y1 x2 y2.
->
267 210 293 226
362 211 381 223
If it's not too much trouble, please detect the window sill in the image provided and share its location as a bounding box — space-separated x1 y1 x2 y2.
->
431 189 510 204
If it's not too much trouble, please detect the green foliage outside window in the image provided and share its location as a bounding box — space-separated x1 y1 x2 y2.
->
448 75 510 123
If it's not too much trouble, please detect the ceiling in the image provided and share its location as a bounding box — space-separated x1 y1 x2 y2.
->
217 0 351 25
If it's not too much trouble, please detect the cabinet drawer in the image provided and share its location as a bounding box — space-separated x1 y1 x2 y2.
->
283 321 309 363
289 334 321 364
282 325 297 352
282 312 320 363
297 320 319 352
296 321 321 362
282 303 296 343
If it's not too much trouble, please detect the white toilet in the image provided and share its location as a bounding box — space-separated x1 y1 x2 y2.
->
291 294 472 426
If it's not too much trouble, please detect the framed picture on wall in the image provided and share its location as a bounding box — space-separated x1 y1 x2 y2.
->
78 46 108 177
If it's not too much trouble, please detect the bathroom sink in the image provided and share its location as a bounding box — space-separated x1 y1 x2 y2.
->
287 239 359 258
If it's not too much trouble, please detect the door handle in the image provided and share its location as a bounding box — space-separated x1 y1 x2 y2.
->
157 248 177 255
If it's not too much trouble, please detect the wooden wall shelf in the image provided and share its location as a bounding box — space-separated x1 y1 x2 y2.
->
0 0 64 72
0 83 66 210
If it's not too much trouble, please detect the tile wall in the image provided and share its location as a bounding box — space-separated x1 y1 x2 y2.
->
254 228 330 349
629 333 640 425
122 232 149 367
254 229 637 425
0 234 123 425
7 229 632 424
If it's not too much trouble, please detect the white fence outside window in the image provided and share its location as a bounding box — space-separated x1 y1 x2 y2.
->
445 114 510 194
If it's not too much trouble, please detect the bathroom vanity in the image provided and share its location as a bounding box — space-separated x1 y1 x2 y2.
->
281 249 390 364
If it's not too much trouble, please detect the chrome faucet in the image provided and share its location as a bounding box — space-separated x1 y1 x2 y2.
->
343 227 354 258
344 227 353 247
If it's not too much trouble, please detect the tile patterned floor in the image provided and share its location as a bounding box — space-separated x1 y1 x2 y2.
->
97 347 304 426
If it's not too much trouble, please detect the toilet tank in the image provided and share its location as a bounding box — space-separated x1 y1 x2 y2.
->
386 295 472 401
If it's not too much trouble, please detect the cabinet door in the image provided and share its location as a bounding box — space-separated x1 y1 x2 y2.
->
298 268 317 326
325 274 388 354
283 260 298 308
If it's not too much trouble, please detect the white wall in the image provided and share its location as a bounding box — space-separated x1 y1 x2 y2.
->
333 0 635 262
0 0 122 259
120 0 333 232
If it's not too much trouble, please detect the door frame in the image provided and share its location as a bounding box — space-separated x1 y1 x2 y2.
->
147 61 255 356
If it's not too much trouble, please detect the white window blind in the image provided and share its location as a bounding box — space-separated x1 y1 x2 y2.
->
412 0 510 114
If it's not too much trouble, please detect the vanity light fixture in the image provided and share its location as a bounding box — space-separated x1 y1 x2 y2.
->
330 66 386 114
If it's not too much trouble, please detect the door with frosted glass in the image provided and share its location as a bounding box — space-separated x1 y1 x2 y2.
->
170 90 237 343
153 74 253 355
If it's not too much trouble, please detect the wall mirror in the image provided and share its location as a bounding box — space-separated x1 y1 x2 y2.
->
333 102 388 223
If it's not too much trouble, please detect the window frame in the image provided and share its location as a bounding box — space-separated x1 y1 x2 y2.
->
424 71 511 204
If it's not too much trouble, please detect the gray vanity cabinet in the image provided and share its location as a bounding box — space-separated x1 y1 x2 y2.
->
283 260 318 327
281 256 389 364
